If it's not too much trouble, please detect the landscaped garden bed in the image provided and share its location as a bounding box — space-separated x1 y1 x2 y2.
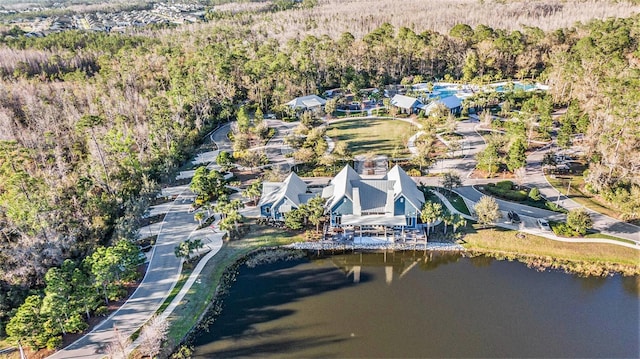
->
478 181 566 213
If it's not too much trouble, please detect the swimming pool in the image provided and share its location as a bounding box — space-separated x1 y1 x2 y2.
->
494 83 537 92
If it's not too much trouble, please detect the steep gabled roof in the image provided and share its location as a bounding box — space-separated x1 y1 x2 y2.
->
326 165 360 210
258 182 283 207
258 172 307 208
286 95 327 109
282 172 308 206
438 95 462 109
391 94 422 109
386 165 425 210
358 179 393 212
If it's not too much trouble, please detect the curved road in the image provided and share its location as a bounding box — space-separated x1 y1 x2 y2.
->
524 144 640 243
49 192 195 358
49 126 233 359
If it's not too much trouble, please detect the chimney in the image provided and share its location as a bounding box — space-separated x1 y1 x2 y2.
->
352 187 361 216
385 183 394 216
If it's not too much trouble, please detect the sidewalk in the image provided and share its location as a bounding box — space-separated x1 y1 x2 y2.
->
435 188 640 250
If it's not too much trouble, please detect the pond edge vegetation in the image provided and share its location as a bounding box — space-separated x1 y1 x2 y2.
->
166 225 639 357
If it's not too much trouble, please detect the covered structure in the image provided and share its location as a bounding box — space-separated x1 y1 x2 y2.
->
322 165 424 232
285 95 327 111
258 172 315 221
391 94 422 114
422 95 463 116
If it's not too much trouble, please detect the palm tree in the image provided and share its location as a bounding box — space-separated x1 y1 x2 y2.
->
242 181 262 206
452 213 467 233
189 239 204 256
194 211 205 226
442 213 454 234
420 201 443 238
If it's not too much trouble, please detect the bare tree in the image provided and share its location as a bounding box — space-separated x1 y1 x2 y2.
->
105 326 131 359
138 316 168 359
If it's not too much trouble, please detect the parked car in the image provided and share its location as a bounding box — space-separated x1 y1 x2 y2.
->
537 218 551 231
507 210 521 223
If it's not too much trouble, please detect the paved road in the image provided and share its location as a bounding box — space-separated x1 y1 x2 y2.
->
48 126 236 359
262 119 297 170
431 119 486 178
525 144 640 243
454 186 563 220
210 123 232 151
49 192 196 359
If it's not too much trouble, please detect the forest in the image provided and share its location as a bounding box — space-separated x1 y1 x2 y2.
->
0 0 639 349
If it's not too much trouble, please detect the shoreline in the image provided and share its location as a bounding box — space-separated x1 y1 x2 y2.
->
284 240 465 251
170 241 638 356
463 249 640 277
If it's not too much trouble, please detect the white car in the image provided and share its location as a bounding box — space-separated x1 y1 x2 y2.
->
537 218 551 231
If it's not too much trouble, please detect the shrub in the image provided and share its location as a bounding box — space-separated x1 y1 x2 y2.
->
552 222 577 237
485 185 528 201
496 180 514 190
567 208 592 236
95 306 109 316
46 336 62 350
407 168 422 176
529 187 541 201
545 202 563 212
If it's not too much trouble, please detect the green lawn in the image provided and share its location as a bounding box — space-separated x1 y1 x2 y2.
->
462 225 640 276
441 188 471 215
546 174 624 220
326 118 416 156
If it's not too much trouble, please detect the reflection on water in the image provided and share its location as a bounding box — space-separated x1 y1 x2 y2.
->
192 251 640 358
328 251 463 283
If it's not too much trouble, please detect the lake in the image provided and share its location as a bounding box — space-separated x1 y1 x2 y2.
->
192 251 640 358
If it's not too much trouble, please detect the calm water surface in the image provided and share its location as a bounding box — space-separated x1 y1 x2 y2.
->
192 252 640 358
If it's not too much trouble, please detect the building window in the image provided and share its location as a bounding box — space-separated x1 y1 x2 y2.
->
265 207 270 214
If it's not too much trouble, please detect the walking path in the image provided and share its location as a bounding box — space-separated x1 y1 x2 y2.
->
50 112 639 358
432 188 639 249
48 125 234 359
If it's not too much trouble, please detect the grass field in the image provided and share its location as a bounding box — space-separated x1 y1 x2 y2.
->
441 189 471 215
326 118 415 156
462 225 640 276
546 175 625 220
